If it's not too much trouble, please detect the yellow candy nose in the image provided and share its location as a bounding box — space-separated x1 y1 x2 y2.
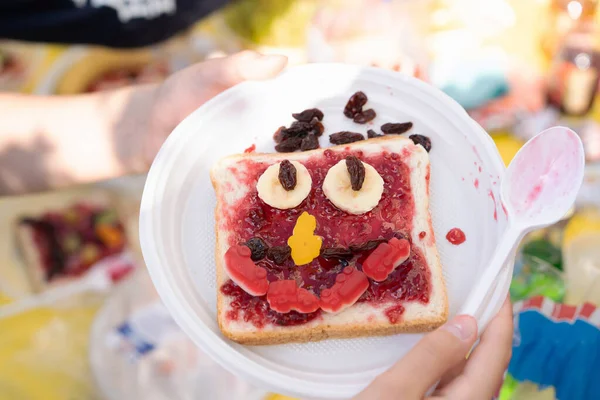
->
288 211 322 266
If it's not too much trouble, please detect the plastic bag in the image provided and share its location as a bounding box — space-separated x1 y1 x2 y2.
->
89 268 269 400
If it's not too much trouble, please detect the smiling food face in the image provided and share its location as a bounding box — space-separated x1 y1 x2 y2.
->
212 136 448 345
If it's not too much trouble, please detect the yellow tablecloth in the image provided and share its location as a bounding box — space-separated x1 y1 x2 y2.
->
0 295 100 400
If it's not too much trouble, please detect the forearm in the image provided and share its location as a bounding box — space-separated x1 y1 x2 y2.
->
0 85 157 195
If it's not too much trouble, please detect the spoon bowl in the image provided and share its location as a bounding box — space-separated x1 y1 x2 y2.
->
503 126 585 227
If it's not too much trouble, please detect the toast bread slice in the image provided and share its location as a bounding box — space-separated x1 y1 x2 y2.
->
211 136 448 345
15 190 121 293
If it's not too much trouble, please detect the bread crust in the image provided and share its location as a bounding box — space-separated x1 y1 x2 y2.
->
211 136 448 345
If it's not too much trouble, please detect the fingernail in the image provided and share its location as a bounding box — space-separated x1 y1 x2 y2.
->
443 315 477 341
237 50 280 64
236 50 261 61
255 54 287 66
241 54 287 79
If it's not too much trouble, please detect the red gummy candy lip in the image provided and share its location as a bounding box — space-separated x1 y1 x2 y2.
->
224 245 269 296
320 266 369 313
362 238 410 281
267 280 320 314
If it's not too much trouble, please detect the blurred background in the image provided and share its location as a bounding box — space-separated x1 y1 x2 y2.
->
1 0 600 399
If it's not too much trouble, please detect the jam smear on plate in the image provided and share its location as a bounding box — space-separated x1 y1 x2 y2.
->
446 228 466 245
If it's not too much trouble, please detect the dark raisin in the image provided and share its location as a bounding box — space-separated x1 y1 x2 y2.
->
344 91 368 118
329 131 364 145
278 160 297 190
273 126 287 143
267 245 291 264
349 239 386 253
300 134 320 151
353 109 377 124
409 134 432 152
245 237 269 261
321 247 353 260
345 156 365 191
367 129 382 138
292 108 324 122
381 122 413 135
275 136 302 152
311 120 325 136
287 121 314 136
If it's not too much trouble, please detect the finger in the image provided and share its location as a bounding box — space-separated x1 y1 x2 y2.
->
356 315 478 400
435 358 467 392
442 298 513 399
202 50 288 87
155 51 287 133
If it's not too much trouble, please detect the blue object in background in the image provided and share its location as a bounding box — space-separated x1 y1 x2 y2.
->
430 51 510 110
509 297 600 400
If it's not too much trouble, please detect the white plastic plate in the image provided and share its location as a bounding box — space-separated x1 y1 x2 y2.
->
140 64 512 399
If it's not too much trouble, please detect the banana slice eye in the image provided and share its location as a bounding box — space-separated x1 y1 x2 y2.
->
257 160 312 209
322 158 384 215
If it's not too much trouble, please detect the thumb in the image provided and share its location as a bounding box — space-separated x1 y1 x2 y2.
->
151 51 287 139
357 315 478 400
204 50 288 87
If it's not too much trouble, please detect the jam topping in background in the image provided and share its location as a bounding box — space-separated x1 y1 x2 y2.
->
220 149 432 327
85 63 169 93
19 203 126 281
446 228 466 245
224 245 269 296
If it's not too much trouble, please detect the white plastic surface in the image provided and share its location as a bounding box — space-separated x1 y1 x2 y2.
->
90 269 268 400
139 64 512 399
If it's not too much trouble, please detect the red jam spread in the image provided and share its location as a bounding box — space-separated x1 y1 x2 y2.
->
446 228 466 245
362 238 410 282
320 267 369 313
385 304 406 324
267 280 320 313
20 203 126 281
224 245 269 296
219 149 432 327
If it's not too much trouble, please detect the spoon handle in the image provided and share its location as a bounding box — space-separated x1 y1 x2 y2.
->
461 226 524 326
